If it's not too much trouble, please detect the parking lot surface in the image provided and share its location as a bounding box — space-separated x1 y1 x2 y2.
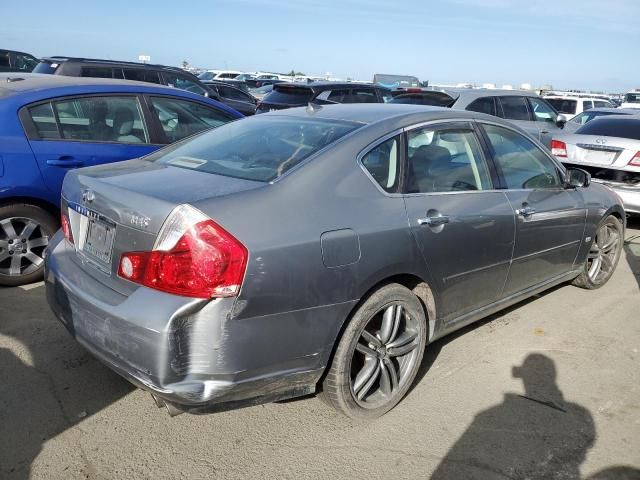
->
1 219 639 480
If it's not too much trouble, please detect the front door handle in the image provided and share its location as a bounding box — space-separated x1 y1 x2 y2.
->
516 206 536 217
46 156 84 167
418 215 450 226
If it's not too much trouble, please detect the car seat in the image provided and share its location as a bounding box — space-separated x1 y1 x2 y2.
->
112 108 143 143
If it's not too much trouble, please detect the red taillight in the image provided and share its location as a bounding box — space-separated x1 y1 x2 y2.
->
551 139 568 158
628 151 640 167
61 211 73 244
118 219 248 299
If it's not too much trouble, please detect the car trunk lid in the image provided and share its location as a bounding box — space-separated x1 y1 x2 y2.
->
60 158 263 295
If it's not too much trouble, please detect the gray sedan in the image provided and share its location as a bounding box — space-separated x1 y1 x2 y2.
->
45 104 625 419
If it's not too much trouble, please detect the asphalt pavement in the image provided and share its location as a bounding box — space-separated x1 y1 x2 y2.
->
1 219 639 480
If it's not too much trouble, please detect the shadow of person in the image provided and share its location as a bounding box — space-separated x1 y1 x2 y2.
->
586 466 640 480
623 216 640 290
431 354 595 480
0 283 134 479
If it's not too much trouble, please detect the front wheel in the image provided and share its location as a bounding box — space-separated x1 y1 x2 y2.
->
572 215 623 289
321 283 427 420
0 204 57 287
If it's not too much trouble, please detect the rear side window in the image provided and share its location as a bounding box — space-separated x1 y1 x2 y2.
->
219 85 251 102
575 118 640 140
28 103 60 139
349 89 378 103
150 116 360 182
498 96 530 121
123 69 161 84
582 100 594 111
163 73 208 96
150 97 234 142
37 96 150 143
81 67 113 78
406 127 491 193
263 85 313 104
466 97 496 116
528 97 557 123
362 136 400 193
593 101 610 108
483 124 562 189
546 98 577 115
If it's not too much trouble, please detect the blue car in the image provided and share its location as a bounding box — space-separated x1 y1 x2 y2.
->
0 74 242 286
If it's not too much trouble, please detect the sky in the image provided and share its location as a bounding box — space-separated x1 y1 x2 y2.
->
3 0 639 92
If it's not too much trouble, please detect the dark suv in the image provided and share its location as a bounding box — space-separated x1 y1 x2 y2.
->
0 49 39 73
33 57 211 97
256 82 392 113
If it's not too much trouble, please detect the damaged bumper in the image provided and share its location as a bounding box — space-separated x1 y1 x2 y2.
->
44 232 330 413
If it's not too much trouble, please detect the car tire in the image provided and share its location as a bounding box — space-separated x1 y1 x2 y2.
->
0 204 57 287
572 215 623 290
321 283 427 420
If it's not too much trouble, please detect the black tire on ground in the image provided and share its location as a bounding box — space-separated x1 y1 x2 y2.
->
572 214 623 290
0 204 58 287
321 283 428 420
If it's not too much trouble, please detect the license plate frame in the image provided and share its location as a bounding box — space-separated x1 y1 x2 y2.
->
82 210 117 265
579 148 616 166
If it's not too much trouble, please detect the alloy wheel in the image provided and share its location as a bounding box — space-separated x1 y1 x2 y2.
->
0 217 49 278
349 302 422 409
587 222 620 284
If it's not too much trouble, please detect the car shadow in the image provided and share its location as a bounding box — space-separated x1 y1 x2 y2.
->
0 283 134 480
624 216 640 290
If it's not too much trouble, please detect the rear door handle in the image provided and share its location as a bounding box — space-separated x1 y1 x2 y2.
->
46 156 84 167
516 206 536 216
418 215 450 226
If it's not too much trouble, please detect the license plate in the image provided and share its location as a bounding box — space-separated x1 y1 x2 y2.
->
579 148 616 165
83 214 116 264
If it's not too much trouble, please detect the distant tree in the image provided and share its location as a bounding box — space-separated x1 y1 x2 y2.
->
182 60 190 69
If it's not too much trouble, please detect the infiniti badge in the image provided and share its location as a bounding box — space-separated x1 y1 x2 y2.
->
595 138 606 145
81 189 95 203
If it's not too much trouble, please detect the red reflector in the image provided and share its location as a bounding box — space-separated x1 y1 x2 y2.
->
61 211 73 244
628 151 640 167
551 139 567 158
118 220 248 299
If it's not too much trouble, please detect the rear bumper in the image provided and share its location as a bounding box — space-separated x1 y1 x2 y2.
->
45 232 342 412
595 181 640 214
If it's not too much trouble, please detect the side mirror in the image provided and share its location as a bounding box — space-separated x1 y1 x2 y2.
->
565 167 591 188
556 113 567 128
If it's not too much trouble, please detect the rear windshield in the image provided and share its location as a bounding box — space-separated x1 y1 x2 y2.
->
546 98 577 114
32 62 59 74
389 92 453 107
576 118 640 140
262 85 313 105
150 115 361 182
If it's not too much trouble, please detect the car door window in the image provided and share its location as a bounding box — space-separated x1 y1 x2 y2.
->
51 96 149 143
350 88 378 103
582 100 594 111
163 73 208 96
150 96 234 142
27 103 61 139
14 53 38 71
483 124 562 189
219 85 251 102
498 96 530 121
81 67 113 78
406 126 491 193
0 51 9 68
326 89 350 103
528 97 557 123
361 136 400 193
123 68 162 84
466 97 496 116
593 101 609 108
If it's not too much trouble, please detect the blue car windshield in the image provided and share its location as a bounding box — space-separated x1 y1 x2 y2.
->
150 115 362 182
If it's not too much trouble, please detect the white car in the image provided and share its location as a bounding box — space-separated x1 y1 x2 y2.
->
620 90 640 109
544 95 615 119
551 115 640 214
198 70 243 81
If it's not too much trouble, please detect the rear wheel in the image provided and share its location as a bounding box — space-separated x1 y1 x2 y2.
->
321 283 427 420
572 215 623 289
0 204 57 287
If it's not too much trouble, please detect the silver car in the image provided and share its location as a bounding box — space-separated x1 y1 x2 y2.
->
551 115 640 214
45 104 625 419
